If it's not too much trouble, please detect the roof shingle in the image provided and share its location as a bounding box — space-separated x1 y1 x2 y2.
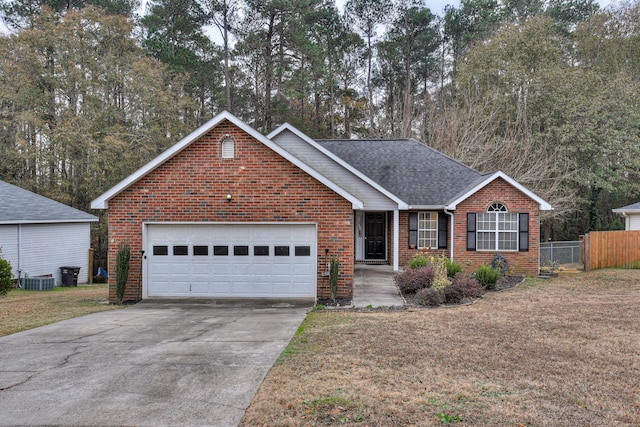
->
613 202 640 212
0 180 97 224
316 139 483 206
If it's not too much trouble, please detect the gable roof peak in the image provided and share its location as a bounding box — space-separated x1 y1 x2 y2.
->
92 112 364 210
447 171 553 211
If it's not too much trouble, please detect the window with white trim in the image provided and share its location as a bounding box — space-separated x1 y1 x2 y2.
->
418 211 438 249
477 203 518 251
221 137 235 158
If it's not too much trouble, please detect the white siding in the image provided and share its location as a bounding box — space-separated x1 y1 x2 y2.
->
271 130 398 210
629 214 640 230
0 225 19 277
21 223 91 285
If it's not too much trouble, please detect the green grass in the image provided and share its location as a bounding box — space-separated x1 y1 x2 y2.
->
0 284 124 337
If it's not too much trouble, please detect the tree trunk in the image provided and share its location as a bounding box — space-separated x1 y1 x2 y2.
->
402 59 412 138
264 13 275 131
223 11 231 112
366 33 374 130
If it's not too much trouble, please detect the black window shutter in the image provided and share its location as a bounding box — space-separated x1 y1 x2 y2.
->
408 212 418 248
467 213 476 251
519 213 529 252
438 212 448 249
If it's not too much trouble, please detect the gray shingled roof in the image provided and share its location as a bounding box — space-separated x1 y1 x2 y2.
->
0 180 98 224
613 202 640 212
316 139 484 206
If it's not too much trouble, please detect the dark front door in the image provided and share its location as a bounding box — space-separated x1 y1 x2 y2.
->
365 212 386 259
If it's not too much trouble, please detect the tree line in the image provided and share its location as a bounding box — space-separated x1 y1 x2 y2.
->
1 0 639 245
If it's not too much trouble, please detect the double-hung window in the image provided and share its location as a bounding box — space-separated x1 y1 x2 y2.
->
418 212 438 249
409 212 448 249
476 203 519 251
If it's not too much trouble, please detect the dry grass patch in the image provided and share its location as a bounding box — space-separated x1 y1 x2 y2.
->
242 270 640 426
0 284 124 337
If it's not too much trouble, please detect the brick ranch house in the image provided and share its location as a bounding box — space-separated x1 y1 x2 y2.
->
91 111 552 302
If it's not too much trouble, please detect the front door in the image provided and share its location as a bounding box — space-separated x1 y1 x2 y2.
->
365 212 386 259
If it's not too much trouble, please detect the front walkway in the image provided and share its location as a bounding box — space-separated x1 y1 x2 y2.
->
352 264 405 308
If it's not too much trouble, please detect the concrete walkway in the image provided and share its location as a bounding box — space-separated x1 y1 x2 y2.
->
352 264 405 308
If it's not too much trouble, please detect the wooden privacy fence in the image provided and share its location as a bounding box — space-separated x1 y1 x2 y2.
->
582 230 640 271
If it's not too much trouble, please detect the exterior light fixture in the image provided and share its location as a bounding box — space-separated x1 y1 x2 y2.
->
226 193 232 202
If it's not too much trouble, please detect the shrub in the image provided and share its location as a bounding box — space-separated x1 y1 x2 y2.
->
329 256 339 301
475 264 501 290
451 273 485 299
445 258 463 277
394 267 435 294
409 254 428 269
443 284 464 304
0 258 13 296
115 242 131 304
416 287 444 306
432 275 451 291
427 256 451 290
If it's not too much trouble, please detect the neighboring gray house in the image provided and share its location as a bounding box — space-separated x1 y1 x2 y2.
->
0 180 98 285
613 202 640 230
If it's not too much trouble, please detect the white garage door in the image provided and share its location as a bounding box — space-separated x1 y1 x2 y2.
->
145 223 317 298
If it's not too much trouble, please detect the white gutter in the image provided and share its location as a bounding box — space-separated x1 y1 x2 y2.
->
408 205 446 210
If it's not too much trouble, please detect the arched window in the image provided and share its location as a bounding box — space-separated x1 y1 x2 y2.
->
487 202 508 212
221 137 235 159
477 202 518 251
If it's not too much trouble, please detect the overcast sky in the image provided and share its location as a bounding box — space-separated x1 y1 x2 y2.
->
0 0 619 40
336 0 614 16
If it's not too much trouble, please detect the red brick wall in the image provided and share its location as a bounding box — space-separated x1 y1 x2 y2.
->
453 178 540 275
106 120 354 302
389 179 540 275
392 211 450 268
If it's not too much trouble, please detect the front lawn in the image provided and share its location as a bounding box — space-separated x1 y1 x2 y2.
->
242 270 640 426
0 284 124 337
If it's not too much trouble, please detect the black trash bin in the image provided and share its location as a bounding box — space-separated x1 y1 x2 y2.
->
60 266 81 287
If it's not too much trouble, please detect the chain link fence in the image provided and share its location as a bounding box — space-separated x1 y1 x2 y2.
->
540 241 581 265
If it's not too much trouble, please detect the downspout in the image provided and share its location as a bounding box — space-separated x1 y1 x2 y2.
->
393 209 399 271
445 209 454 260
17 224 22 281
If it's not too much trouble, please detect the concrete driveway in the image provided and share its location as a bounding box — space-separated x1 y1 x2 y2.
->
0 298 311 426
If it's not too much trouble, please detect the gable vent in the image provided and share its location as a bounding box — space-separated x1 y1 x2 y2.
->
221 137 235 158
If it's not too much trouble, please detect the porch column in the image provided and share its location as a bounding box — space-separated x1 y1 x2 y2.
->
393 209 399 271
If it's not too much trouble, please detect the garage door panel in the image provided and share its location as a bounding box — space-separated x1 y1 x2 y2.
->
252 263 274 275
272 263 292 274
292 263 313 274
171 281 190 293
191 281 214 294
151 281 171 294
231 282 253 294
191 262 210 275
209 282 232 294
151 262 172 275
146 224 316 298
247 281 272 296
171 262 191 274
